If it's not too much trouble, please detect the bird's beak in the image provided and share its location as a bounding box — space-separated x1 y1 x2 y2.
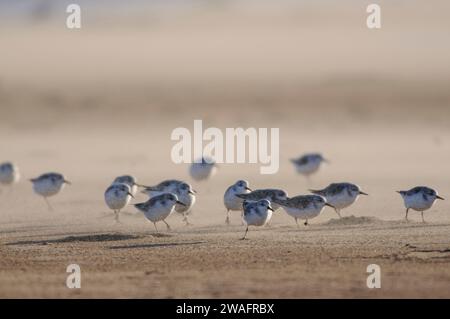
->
176 200 187 206
323 158 330 164
436 195 445 200
128 192 135 198
325 203 336 209
268 206 274 212
245 187 252 191
359 191 368 196
189 190 196 195
64 180 72 185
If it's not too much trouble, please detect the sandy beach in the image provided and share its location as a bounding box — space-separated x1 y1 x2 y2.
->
0 1 449 298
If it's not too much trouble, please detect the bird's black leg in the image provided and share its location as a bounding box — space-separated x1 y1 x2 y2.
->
240 226 249 240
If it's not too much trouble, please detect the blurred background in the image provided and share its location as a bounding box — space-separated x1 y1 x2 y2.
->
0 0 449 222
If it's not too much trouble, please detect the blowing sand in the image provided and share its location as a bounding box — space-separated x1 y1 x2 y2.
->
0 1 450 298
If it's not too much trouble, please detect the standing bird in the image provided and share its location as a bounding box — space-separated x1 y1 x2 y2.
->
134 193 186 232
172 182 196 225
30 173 71 210
241 199 274 240
223 180 252 224
309 182 368 218
290 153 328 180
141 180 196 225
112 175 139 197
274 195 335 227
236 189 288 211
104 183 134 223
397 186 444 222
189 157 217 181
0 162 20 191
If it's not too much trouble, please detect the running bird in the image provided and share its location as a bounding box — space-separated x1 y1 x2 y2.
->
189 157 217 181
241 199 274 240
0 162 20 189
223 180 252 224
104 183 134 223
309 182 368 218
397 186 444 222
236 188 288 210
30 173 71 210
112 175 140 197
290 153 328 180
134 193 186 232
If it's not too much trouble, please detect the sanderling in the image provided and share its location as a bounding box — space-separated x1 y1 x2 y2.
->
112 175 139 197
397 186 444 222
104 183 134 223
309 182 368 218
141 179 184 197
189 157 217 181
134 193 186 232
236 188 288 211
0 162 20 191
290 153 328 179
30 172 71 210
141 180 196 225
172 182 196 225
273 195 335 227
223 180 252 224
241 199 274 240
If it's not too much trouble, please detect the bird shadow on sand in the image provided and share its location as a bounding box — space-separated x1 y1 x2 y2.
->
278 215 450 233
108 241 206 250
6 233 142 246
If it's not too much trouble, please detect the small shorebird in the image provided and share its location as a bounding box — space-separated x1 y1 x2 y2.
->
290 153 328 180
30 172 71 210
223 180 252 224
104 183 134 223
0 162 20 191
189 157 217 181
142 180 196 225
172 182 196 225
112 175 139 197
134 193 186 232
274 195 335 227
241 199 274 240
309 182 368 218
141 179 184 197
236 188 288 211
397 186 444 222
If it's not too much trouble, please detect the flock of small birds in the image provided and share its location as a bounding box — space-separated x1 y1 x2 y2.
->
0 153 445 240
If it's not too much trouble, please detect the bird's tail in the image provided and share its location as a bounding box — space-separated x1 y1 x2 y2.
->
309 189 322 195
